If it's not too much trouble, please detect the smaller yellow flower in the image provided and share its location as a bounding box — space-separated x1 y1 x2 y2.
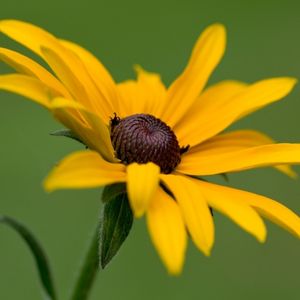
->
1 20 300 275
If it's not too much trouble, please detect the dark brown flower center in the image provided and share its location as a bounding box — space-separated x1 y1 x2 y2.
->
110 113 188 174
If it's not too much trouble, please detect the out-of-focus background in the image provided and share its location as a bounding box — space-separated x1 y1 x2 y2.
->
0 0 300 299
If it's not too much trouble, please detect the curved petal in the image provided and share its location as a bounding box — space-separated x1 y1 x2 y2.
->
44 150 126 192
0 47 71 98
161 174 214 256
126 162 160 217
176 77 296 147
0 19 60 56
178 143 300 176
41 47 111 121
117 66 167 118
174 80 247 145
0 20 113 120
196 180 300 238
146 187 187 275
194 180 266 242
60 39 119 114
161 24 226 126
0 74 56 108
189 130 297 178
50 98 116 162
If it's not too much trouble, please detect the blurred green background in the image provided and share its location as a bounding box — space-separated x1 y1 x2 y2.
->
1 0 300 299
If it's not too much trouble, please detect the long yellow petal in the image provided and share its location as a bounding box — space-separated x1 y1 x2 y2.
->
178 143 300 176
194 180 266 242
0 19 59 56
146 187 187 275
176 77 296 147
174 80 247 145
41 47 111 121
126 162 160 217
60 39 118 114
0 47 71 98
0 74 55 108
189 130 297 178
0 20 113 120
161 24 226 126
40 47 88 101
50 98 116 162
0 20 85 87
161 174 214 256
117 66 167 118
196 181 300 238
44 150 126 192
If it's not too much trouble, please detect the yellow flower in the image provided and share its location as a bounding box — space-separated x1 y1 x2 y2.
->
1 20 300 275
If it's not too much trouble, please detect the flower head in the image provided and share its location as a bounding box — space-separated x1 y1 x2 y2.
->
1 20 300 275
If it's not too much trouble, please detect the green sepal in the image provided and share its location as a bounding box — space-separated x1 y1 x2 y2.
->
102 183 126 203
50 128 84 145
0 215 57 300
99 192 133 268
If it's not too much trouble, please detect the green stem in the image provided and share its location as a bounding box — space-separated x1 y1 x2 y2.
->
70 225 99 300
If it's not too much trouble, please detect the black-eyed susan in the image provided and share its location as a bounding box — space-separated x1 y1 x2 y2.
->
1 20 300 275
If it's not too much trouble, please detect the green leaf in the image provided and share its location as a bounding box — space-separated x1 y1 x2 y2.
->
0 215 57 300
50 128 84 145
102 183 126 203
99 193 133 268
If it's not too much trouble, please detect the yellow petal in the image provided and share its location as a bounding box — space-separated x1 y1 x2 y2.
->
243 191 300 238
0 74 55 108
177 144 300 175
41 47 111 121
117 66 167 118
0 19 60 56
126 162 160 217
44 150 126 192
174 80 247 145
198 181 300 238
161 174 214 256
146 187 187 275
178 143 300 176
50 98 116 162
134 65 167 117
60 39 119 114
161 24 226 126
194 180 266 242
189 130 297 178
0 20 113 120
0 47 71 98
176 77 297 147
40 47 88 101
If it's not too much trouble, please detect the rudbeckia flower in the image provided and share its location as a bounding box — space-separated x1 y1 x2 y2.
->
1 20 300 275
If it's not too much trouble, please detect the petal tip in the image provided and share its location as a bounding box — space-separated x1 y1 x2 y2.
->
278 77 298 92
257 231 267 243
203 248 212 257
289 171 299 180
285 77 298 88
43 178 55 193
208 23 227 42
133 208 145 218
166 263 184 276
207 23 226 32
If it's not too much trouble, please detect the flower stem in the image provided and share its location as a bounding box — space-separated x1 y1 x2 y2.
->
70 224 99 300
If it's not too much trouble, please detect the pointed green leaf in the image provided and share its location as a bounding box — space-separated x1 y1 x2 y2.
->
102 183 126 203
99 193 133 268
50 128 84 145
0 215 57 300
